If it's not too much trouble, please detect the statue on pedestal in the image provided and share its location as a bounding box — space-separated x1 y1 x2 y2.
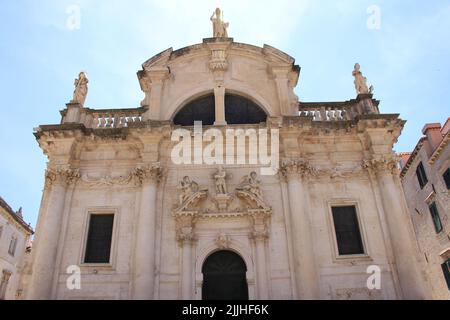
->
352 63 373 95
210 8 229 38
214 166 228 195
71 71 89 106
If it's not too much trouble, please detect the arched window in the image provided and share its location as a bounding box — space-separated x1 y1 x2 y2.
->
173 94 267 126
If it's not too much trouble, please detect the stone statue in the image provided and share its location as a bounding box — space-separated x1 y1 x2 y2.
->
236 171 263 200
352 63 372 95
210 8 229 38
71 71 89 106
177 176 199 205
214 166 228 195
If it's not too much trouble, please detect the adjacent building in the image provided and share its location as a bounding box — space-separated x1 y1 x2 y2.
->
399 118 450 300
0 197 34 300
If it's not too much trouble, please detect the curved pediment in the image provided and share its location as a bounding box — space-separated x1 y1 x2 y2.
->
137 38 301 122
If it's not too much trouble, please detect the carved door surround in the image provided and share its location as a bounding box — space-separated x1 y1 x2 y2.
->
173 169 272 299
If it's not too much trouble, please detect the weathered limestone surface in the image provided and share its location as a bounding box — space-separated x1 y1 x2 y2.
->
26 37 431 300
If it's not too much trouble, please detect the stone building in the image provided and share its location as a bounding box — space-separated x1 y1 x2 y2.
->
0 197 33 300
399 119 450 300
26 16 431 300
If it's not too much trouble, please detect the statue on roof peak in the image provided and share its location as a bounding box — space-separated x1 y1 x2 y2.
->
210 8 229 38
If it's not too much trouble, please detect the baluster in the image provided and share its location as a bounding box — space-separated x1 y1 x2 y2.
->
113 115 120 128
99 117 106 128
320 107 326 121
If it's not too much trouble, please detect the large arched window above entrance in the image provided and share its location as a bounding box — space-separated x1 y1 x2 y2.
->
173 94 267 126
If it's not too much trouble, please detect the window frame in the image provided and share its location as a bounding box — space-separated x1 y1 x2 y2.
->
327 200 371 262
416 162 428 189
429 202 443 234
80 207 119 268
442 168 450 190
442 259 450 291
0 225 3 240
8 235 18 257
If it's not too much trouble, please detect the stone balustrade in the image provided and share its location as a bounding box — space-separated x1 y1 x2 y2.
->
62 105 147 129
300 106 351 121
89 109 144 128
299 95 380 121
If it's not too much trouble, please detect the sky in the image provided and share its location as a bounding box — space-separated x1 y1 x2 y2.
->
0 0 449 229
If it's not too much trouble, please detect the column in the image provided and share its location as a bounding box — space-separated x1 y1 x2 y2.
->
250 213 270 300
133 164 162 300
281 160 320 299
214 85 227 126
271 66 295 116
141 67 170 120
370 160 430 299
181 239 194 300
27 169 79 300
176 215 196 300
207 39 231 126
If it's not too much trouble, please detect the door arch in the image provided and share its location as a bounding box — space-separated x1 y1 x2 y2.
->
202 250 249 300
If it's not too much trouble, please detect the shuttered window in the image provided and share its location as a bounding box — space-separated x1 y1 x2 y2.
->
429 202 443 234
84 214 114 264
416 162 428 189
332 206 365 255
442 259 450 291
443 168 450 190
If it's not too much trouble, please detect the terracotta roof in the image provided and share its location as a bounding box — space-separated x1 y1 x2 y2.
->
429 130 450 165
400 137 426 178
0 196 34 234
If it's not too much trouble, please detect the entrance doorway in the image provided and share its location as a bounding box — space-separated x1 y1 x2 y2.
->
202 250 249 300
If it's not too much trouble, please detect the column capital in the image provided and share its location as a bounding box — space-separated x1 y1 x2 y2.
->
280 159 316 180
45 168 80 188
175 213 197 246
362 154 399 175
133 163 163 185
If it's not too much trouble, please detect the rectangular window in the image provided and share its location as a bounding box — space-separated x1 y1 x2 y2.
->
443 168 450 190
416 162 428 189
332 206 365 255
84 214 114 264
429 202 443 234
0 226 3 239
8 237 17 256
442 259 450 291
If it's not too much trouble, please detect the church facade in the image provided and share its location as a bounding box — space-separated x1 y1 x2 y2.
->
26 24 431 299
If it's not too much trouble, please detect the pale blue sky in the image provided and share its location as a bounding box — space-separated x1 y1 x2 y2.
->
0 0 449 228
